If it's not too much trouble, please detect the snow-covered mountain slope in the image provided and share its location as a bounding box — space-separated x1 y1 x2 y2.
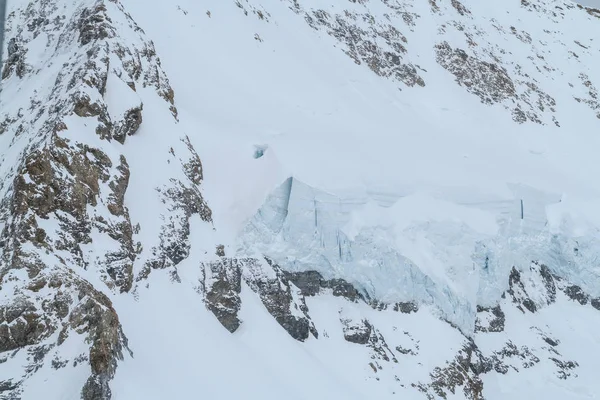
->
1 0 600 399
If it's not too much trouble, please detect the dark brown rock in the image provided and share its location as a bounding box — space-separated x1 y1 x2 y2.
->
203 259 243 333
564 285 589 305
475 305 505 333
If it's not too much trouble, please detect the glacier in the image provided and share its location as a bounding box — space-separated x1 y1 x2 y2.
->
238 176 600 334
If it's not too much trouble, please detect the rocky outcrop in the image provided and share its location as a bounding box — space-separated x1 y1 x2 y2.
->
2 37 28 79
0 270 130 400
506 263 556 313
201 259 243 333
285 270 364 302
198 258 317 341
435 41 516 105
475 305 505 333
243 258 317 341
278 1 425 88
393 301 419 314
340 315 372 345
0 0 194 397
574 73 600 119
140 136 212 281
417 341 485 400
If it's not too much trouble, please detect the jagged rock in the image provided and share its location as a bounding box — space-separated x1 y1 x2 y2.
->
78 4 115 46
200 258 317 340
395 331 420 356
393 302 418 314
0 0 187 396
202 259 243 333
591 298 600 311
244 258 316 341
507 267 537 313
475 305 505 333
420 340 485 400
113 106 143 144
506 264 556 314
574 73 600 119
73 92 105 118
2 37 29 79
341 318 372 345
551 358 579 380
0 271 130 400
451 0 471 16
368 329 398 364
285 270 363 302
491 341 540 371
285 270 323 297
142 138 212 278
324 278 363 302
436 41 516 105
538 264 557 303
146 180 211 271
0 299 49 353
294 4 425 88
395 345 416 355
563 285 589 305
339 303 400 363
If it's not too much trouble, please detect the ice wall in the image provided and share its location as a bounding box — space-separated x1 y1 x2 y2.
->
239 177 600 334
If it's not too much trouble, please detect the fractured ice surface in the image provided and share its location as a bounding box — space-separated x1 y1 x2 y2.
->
239 177 600 333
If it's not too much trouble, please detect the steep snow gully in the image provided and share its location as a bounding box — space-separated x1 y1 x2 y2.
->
1 0 600 399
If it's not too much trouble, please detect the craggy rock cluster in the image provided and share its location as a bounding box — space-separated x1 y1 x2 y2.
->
474 305 505 333
197 254 589 398
0 0 203 398
280 1 426 88
435 41 516 105
285 270 364 302
231 0 600 126
201 258 244 333
340 315 372 345
199 257 318 341
575 73 600 119
0 270 131 400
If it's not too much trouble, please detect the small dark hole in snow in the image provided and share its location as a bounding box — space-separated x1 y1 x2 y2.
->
253 145 268 159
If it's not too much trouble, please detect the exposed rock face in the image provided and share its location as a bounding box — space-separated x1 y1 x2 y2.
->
341 316 372 345
283 1 426 88
563 285 589 305
394 302 419 314
198 258 317 341
243 258 317 341
113 106 143 144
285 270 364 302
0 0 198 397
506 263 556 313
574 73 600 119
2 37 28 79
475 305 505 333
417 341 485 400
140 136 212 281
435 41 516 105
201 259 243 333
0 270 130 400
